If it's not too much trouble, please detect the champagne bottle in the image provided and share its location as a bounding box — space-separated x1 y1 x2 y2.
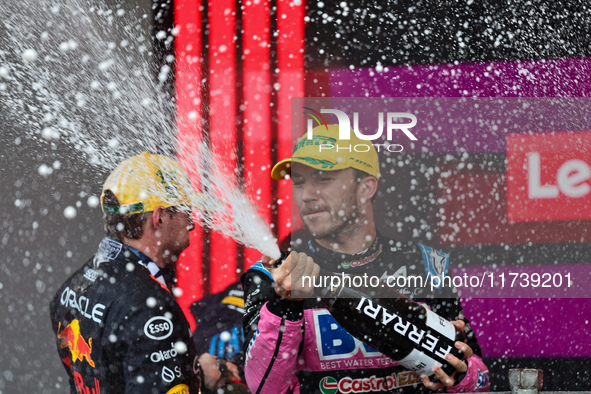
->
273 251 465 377
316 270 466 377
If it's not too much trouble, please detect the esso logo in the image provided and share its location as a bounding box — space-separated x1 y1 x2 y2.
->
144 316 174 340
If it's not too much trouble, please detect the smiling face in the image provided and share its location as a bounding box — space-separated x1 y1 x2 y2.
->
291 163 363 240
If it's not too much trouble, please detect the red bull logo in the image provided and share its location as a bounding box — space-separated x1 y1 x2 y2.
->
57 319 95 368
74 371 100 394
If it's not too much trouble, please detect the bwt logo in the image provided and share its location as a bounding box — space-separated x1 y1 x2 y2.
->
303 107 418 143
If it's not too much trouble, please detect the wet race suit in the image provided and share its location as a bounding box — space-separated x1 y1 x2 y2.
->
242 235 490 394
50 238 201 394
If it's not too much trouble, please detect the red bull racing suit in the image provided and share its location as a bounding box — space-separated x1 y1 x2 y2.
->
242 235 490 393
50 238 201 394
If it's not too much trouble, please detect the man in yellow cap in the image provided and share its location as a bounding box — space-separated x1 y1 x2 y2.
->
50 152 202 394
242 125 491 393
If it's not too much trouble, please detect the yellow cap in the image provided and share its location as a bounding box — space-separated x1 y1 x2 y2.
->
271 124 380 180
101 152 198 215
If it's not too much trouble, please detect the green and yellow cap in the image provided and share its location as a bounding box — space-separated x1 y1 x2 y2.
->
101 152 198 215
271 123 380 180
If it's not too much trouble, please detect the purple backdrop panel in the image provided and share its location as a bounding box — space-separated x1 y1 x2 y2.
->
330 57 591 98
461 297 591 358
449 264 591 298
293 97 591 154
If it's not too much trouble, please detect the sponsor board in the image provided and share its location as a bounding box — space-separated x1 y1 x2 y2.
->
73 371 100 394
144 316 174 340
313 310 380 361
151 342 178 363
162 365 183 383
162 366 176 383
319 372 420 393
341 245 382 269
60 287 106 323
507 131 591 222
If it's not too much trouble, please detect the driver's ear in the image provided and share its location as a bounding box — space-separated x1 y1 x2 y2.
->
151 206 165 228
359 176 378 200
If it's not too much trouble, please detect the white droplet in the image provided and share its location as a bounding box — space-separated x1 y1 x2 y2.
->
173 287 183 297
155 31 167 40
63 206 77 219
87 195 100 208
22 49 38 62
41 127 54 140
174 341 188 354
38 164 53 176
52 160 61 169
158 65 171 82
109 334 118 343
220 331 231 342
219 45 228 53
107 138 119 148
126 262 135 272
338 209 345 217
146 297 157 308
0 66 9 78
99 59 114 71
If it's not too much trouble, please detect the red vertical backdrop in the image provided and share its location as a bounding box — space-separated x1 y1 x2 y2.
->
277 0 305 242
173 0 306 325
174 0 204 330
207 0 238 296
242 0 272 269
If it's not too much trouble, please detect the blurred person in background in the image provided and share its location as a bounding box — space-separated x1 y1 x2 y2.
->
191 280 251 393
